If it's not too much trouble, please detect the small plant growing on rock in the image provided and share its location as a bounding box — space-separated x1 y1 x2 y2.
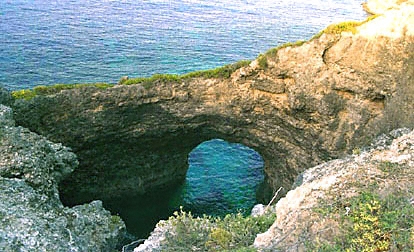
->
310 192 414 251
257 54 268 69
11 83 113 100
160 207 276 251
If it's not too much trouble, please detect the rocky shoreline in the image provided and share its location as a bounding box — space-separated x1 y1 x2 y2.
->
1 0 413 251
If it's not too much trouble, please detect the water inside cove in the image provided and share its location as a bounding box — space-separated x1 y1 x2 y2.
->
104 139 264 239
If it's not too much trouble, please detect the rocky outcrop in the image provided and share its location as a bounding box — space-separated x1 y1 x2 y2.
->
10 0 414 210
253 127 414 251
0 105 126 251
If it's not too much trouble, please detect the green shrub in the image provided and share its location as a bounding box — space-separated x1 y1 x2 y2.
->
264 40 306 58
257 54 268 69
160 207 276 251
310 192 414 251
11 83 113 100
120 73 181 87
121 60 252 88
11 89 36 100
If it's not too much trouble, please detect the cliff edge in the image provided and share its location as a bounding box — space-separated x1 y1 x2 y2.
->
0 101 126 251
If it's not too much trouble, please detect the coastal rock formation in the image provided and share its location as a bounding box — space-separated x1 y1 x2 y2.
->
11 0 414 207
0 105 126 251
134 128 414 251
253 128 414 251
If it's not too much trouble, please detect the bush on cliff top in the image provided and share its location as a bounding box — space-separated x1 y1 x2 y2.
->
159 207 276 251
309 159 413 252
262 14 380 63
11 83 113 100
310 191 413 252
119 60 252 87
312 14 380 40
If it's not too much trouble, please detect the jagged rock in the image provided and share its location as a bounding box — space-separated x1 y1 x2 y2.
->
1 106 78 198
253 128 414 251
0 105 126 251
0 104 14 127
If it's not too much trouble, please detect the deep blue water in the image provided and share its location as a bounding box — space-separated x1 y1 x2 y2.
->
0 0 367 90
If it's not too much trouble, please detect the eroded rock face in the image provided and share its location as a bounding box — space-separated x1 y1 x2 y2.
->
0 105 126 251
253 128 414 251
11 1 414 207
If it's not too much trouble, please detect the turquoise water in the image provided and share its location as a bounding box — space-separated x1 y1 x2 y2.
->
177 139 264 216
0 0 367 90
104 139 264 239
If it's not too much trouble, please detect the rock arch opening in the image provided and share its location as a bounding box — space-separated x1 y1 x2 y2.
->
97 138 265 238
11 84 342 238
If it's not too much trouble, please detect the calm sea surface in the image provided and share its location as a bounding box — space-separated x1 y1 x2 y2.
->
1 0 368 240
1 0 367 90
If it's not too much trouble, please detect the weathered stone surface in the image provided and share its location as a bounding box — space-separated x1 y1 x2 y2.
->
1 108 77 198
253 128 414 251
0 105 126 251
11 0 414 207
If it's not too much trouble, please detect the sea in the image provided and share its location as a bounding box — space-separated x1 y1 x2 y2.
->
0 0 368 239
0 0 367 90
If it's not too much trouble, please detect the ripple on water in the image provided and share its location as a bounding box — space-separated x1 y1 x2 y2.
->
0 0 367 90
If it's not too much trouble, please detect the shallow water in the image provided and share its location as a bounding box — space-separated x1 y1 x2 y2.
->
1 0 367 90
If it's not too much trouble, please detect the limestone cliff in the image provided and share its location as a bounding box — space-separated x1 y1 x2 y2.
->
253 127 414 251
0 103 126 251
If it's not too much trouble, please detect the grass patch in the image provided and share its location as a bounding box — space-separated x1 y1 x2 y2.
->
264 40 306 58
378 161 405 175
11 83 113 100
159 207 276 251
119 73 181 88
120 60 252 88
311 14 380 40
310 191 413 251
257 54 268 69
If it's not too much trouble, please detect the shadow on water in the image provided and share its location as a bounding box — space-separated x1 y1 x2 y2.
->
104 139 265 240
103 182 185 239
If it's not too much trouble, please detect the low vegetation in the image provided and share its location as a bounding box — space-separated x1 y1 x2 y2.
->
309 161 413 252
264 40 306 58
11 83 113 100
119 60 252 87
312 14 380 40
311 192 413 252
159 207 276 251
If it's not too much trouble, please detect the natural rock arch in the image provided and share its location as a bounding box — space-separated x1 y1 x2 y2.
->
12 32 414 206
